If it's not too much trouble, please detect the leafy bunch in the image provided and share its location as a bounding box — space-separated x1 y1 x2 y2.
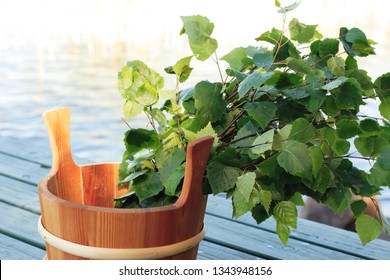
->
115 1 390 245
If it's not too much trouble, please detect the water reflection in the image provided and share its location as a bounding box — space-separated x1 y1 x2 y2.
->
0 0 389 164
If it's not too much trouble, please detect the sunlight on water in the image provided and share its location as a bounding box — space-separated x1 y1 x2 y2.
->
0 0 389 211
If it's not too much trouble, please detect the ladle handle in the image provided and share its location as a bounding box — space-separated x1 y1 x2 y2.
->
42 108 84 203
42 108 78 172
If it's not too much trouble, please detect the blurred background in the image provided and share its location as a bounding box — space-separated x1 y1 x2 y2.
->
0 0 389 214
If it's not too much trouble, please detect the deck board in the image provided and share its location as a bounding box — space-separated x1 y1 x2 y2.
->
0 135 389 260
206 195 390 260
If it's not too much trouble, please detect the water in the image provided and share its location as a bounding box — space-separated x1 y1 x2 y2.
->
0 0 389 216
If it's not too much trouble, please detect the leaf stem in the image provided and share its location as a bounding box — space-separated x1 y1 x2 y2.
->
145 106 158 133
213 52 225 84
121 117 132 129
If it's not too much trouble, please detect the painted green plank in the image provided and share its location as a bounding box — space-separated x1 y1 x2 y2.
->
0 136 52 167
198 240 262 260
0 233 45 260
0 152 50 185
0 202 45 249
204 214 362 260
0 175 40 214
206 195 390 260
0 136 91 167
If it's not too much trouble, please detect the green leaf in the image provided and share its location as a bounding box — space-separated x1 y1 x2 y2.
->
340 27 375 57
289 118 315 142
233 188 260 218
118 169 148 185
193 81 226 126
172 56 193 83
300 88 326 113
238 70 274 98
256 28 300 62
206 161 239 194
355 214 382 245
323 186 351 216
252 204 271 224
286 57 313 75
277 141 312 180
350 200 367 218
334 139 350 155
155 147 186 185
377 146 390 171
379 95 390 121
322 95 340 116
260 189 273 214
375 72 390 98
276 222 291 246
195 122 218 147
253 53 273 69
368 162 390 187
289 18 320 44
213 146 240 167
180 15 218 61
251 129 275 156
236 172 256 202
336 119 359 139
360 118 380 135
318 38 339 58
232 121 257 149
273 201 297 228
346 69 374 96
327 56 345 77
335 78 364 109
354 136 376 157
123 100 144 120
277 0 301 13
164 168 185 196
244 101 277 129
256 153 282 177
311 165 332 194
290 192 305 206
118 60 164 106
282 87 310 99
273 124 292 151
124 129 160 156
133 173 164 202
221 47 252 71
275 72 304 89
322 76 348 91
345 55 358 70
151 108 167 129
309 146 323 177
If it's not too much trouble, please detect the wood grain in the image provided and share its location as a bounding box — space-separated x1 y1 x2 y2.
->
38 108 213 259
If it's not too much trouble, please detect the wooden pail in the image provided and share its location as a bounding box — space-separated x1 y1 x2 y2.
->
37 108 213 260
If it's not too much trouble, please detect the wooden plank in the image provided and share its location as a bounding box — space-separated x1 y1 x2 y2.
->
0 202 45 249
198 240 262 260
0 175 40 214
204 214 362 260
206 195 390 259
0 152 50 185
0 136 91 167
0 200 259 260
0 233 45 260
0 136 52 167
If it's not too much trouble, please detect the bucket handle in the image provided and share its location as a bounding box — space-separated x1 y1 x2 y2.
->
42 108 78 172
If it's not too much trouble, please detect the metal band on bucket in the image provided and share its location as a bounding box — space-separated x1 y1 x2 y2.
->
38 216 205 260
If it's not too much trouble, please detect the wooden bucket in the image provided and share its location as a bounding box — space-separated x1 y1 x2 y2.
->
37 108 213 260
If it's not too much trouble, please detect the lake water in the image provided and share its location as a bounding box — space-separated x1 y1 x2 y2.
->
0 0 389 217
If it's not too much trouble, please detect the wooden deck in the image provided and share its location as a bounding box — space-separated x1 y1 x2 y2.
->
0 136 389 260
